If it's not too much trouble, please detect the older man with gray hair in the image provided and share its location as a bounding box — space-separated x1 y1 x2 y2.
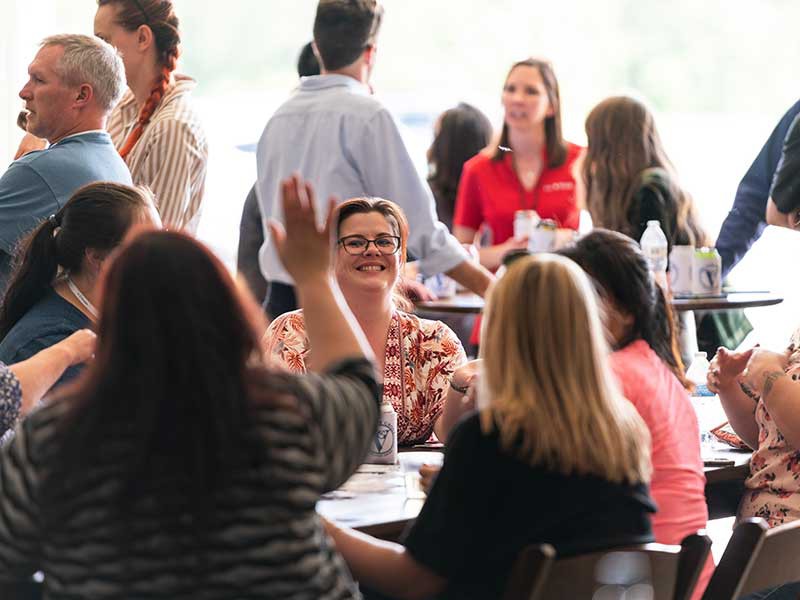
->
0 34 131 288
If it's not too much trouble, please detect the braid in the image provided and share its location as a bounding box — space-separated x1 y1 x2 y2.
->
119 50 177 160
116 0 181 160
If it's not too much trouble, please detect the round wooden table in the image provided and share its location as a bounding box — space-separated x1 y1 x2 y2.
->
416 291 783 315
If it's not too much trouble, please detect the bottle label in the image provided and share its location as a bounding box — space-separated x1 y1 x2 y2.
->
691 247 722 295
693 383 715 397
644 246 668 272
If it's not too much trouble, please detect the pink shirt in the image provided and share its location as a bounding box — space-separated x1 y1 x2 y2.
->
610 340 711 599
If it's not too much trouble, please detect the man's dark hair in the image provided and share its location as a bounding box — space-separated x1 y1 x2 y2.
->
297 41 320 77
313 0 383 71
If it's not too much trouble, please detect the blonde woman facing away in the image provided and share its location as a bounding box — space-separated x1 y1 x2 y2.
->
265 197 466 445
324 254 654 600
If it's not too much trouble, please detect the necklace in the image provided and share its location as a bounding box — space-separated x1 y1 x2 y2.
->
66 276 98 319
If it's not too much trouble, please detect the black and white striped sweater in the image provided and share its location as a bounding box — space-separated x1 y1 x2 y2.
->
0 358 379 599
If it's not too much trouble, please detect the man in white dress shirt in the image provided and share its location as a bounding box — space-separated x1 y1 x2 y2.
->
256 0 492 317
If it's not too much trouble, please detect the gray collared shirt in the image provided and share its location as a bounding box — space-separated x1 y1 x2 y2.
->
256 74 467 285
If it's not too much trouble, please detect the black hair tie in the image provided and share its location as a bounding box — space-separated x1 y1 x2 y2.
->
48 214 60 228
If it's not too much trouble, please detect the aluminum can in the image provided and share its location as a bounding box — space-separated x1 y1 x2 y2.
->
528 219 557 253
364 401 398 465
513 210 540 240
668 245 694 295
691 247 722 296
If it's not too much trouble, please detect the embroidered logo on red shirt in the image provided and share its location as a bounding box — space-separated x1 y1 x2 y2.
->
542 181 575 192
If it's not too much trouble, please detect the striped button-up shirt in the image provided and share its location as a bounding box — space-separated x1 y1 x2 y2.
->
107 75 208 233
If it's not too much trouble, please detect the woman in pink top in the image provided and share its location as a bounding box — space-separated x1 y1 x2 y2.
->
559 229 711 599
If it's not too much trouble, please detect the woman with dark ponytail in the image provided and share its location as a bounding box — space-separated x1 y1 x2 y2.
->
0 182 158 388
94 0 208 233
558 229 712 600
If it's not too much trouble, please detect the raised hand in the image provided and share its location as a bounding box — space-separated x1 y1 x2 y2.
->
267 174 337 286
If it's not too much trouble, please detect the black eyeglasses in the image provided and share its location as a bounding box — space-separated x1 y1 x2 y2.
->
338 235 401 255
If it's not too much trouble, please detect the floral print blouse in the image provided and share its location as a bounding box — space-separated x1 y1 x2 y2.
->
739 329 800 527
264 310 466 444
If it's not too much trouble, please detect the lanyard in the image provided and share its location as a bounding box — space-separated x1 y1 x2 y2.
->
67 277 98 319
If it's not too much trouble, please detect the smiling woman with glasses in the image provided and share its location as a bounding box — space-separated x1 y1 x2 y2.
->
265 195 467 445
338 234 401 255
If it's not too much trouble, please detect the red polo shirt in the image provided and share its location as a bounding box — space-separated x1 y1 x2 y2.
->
453 142 582 242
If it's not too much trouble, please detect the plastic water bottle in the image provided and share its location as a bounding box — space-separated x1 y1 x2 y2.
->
686 351 714 397
365 401 398 465
640 220 669 276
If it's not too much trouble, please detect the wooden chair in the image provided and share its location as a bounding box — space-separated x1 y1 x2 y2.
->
504 533 711 600
702 517 800 600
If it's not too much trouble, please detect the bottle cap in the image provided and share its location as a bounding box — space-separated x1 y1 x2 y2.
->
694 247 719 258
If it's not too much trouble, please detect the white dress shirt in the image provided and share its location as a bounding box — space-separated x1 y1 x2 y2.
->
256 74 467 286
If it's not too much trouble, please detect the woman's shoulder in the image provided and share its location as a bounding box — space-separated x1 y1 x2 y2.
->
267 309 307 334
264 310 310 370
16 291 86 329
156 77 201 117
610 340 690 412
611 338 653 361
0 292 87 361
564 141 584 162
464 150 496 173
610 339 672 381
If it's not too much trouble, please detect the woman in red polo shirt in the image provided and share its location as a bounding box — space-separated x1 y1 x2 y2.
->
453 57 582 270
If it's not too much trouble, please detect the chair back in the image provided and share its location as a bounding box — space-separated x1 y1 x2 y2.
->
702 517 800 599
505 533 711 600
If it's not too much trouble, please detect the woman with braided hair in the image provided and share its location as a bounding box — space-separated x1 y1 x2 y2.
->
95 0 208 233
